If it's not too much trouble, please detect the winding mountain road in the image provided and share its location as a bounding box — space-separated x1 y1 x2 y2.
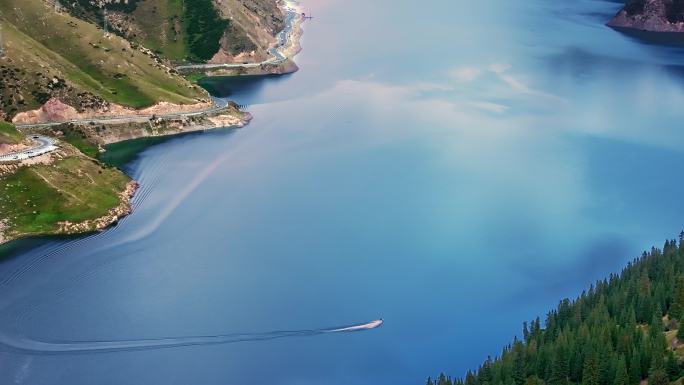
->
7 100 234 165
13 99 231 130
0 135 58 163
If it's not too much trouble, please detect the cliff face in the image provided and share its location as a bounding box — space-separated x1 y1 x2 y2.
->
212 0 285 63
608 0 684 32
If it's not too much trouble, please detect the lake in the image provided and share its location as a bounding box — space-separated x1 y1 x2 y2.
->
3 0 684 384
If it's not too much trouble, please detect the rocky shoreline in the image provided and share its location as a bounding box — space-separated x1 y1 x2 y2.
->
0 181 138 246
30 103 252 146
56 180 139 236
0 220 7 245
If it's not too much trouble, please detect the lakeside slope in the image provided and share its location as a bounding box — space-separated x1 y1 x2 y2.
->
0 0 304 246
0 138 136 245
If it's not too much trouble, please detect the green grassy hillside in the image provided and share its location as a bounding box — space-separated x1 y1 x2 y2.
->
0 122 24 144
0 153 131 238
88 0 225 61
0 0 207 119
123 0 188 60
56 0 284 63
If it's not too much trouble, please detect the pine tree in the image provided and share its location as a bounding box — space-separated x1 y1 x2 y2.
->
649 346 664 373
512 342 526 385
614 357 629 385
629 350 641 385
650 312 663 338
569 348 583 382
647 350 668 385
648 369 668 385
670 277 684 320
677 320 684 342
649 313 667 355
599 346 615 385
479 358 493 385
524 377 541 385
582 354 600 385
465 371 477 385
438 373 453 385
549 350 569 385
665 351 679 380
640 339 653 378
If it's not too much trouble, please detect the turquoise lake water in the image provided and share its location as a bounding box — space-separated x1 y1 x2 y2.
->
3 0 684 383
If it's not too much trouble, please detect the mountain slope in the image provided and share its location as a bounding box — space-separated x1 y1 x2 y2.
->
55 0 285 63
0 0 207 120
212 0 285 62
0 122 23 145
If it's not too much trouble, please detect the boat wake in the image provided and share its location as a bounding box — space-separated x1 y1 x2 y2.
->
0 320 383 355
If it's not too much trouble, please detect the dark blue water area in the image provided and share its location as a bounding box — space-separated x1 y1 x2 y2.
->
3 0 684 384
197 75 295 103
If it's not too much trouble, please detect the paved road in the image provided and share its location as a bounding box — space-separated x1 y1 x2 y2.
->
0 135 58 163
14 98 231 130
7 99 231 163
175 3 300 71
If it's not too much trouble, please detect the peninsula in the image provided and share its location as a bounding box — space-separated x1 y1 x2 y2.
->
0 0 304 245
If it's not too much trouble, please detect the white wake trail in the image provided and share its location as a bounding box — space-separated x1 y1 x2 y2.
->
0 320 383 355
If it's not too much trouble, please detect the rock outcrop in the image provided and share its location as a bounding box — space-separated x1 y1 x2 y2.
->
608 0 684 32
